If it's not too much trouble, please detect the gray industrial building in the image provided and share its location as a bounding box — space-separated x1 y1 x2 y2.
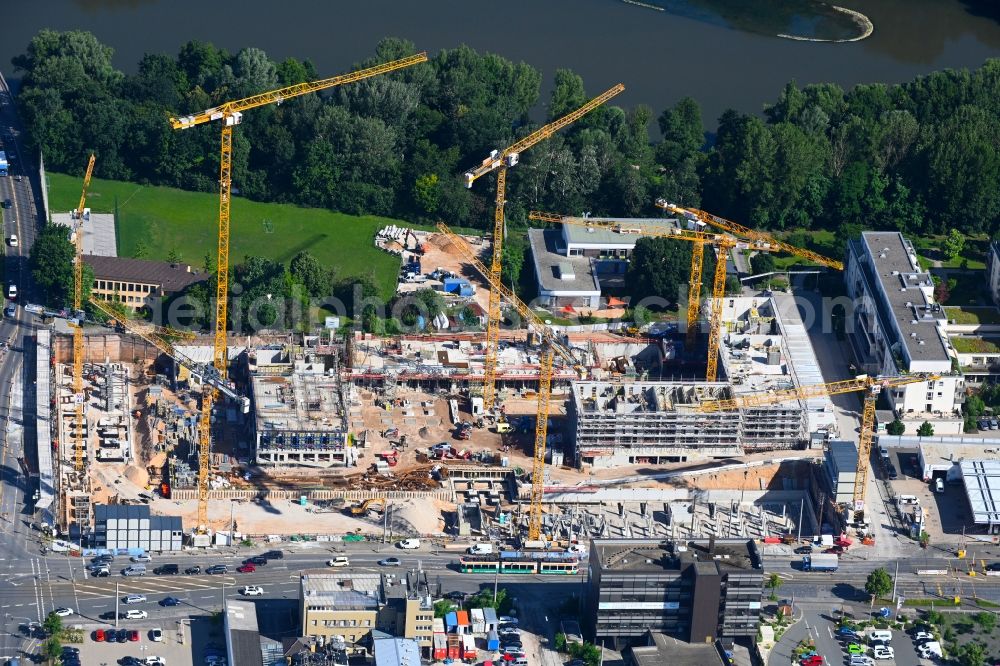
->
586 538 763 649
93 505 183 552
569 380 804 468
824 441 859 504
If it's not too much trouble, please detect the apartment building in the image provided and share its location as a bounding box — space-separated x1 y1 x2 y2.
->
587 538 763 649
85 255 206 308
845 231 964 433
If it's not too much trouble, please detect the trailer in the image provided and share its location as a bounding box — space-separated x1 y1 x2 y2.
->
803 553 839 571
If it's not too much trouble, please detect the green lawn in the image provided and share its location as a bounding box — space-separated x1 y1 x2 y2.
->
951 337 1000 354
911 234 989 270
944 306 1000 326
771 229 839 270
46 172 413 300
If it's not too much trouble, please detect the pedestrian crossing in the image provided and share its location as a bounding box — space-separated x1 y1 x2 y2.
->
70 575 241 597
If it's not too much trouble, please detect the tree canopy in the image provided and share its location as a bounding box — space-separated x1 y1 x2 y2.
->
14 30 1000 245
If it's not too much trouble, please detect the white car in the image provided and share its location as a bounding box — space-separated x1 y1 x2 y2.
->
240 585 264 596
7 234 16 247
397 539 421 550
326 557 350 567
144 657 166 666
151 628 163 642
131 553 152 562
7 284 15 300
123 594 147 604
52 607 74 617
872 647 894 660
566 544 587 554
913 631 934 642
124 609 148 620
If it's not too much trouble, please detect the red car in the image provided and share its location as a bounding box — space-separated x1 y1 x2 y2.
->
128 630 139 642
800 656 823 666
237 563 256 573
93 629 106 642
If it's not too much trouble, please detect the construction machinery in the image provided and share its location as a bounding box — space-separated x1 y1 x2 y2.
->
528 210 741 382
462 83 624 412
349 498 386 516
71 155 95 472
697 374 939 509
528 344 554 542
655 199 844 271
169 52 427 530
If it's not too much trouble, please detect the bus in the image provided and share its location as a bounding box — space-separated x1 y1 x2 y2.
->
0 151 7 176
459 550 579 575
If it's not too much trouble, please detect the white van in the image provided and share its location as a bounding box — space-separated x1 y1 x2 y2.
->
897 495 918 505
870 629 893 642
934 477 944 493
468 543 495 555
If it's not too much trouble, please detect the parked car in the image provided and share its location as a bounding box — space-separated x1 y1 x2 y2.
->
872 647 894 660
92 554 114 564
378 557 401 566
794 546 812 555
396 539 421 549
128 630 140 641
836 626 860 639
847 643 865 655
151 628 163 642
239 586 264 597
92 629 106 642
499 616 519 625
913 631 934 643
800 656 823 666
849 656 874 666
7 234 16 247
144 657 166 666
123 594 147 604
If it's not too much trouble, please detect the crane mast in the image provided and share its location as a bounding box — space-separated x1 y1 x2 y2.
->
72 155 95 472
697 374 939 508
464 84 624 411
171 52 428 532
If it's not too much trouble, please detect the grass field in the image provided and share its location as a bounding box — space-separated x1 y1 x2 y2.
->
944 306 1000 326
46 172 413 300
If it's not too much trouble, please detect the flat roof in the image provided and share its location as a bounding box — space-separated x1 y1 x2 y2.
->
301 574 382 610
560 217 679 247
51 212 117 256
593 538 759 573
84 255 207 293
225 600 264 666
35 330 54 515
961 459 1000 525
857 232 949 364
373 638 421 666
252 364 347 434
528 229 600 295
630 633 724 666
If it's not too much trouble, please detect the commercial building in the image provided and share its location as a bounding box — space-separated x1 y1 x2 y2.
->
845 231 963 432
251 356 358 468
823 441 859 504
626 632 727 666
960 459 1000 532
373 637 422 666
85 255 206 308
224 599 285 666
300 573 383 652
93 504 183 552
528 216 687 309
587 538 763 649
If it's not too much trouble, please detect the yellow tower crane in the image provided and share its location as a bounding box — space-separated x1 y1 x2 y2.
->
170 52 428 531
697 374 939 509
528 211 742 382
71 154 95 472
463 83 624 412
435 222 579 542
654 199 844 271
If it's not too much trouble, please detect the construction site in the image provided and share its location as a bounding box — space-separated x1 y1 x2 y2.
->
34 56 928 554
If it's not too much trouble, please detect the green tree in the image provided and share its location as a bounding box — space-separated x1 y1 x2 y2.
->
43 636 62 662
433 600 456 618
765 573 783 600
412 288 444 319
289 251 334 298
943 228 966 262
958 640 987 666
465 587 512 614
751 252 777 276
412 173 441 216
29 224 75 307
43 611 63 637
656 96 704 166
864 567 893 605
548 69 586 121
965 394 985 432
626 237 698 307
974 611 996 633
917 421 934 437
886 419 906 436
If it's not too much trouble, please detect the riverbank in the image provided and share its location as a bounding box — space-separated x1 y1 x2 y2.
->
778 5 874 43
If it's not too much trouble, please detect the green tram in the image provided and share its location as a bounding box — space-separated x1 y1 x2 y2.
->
459 550 579 575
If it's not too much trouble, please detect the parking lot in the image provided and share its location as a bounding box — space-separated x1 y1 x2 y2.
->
67 615 222 666
787 605 930 666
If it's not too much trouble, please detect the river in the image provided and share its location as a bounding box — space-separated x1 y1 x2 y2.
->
5 0 1000 124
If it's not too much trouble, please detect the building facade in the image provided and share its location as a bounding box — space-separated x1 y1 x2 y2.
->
587 538 762 649
824 441 859 504
569 380 804 468
93 504 183 552
845 232 963 432
85 256 206 309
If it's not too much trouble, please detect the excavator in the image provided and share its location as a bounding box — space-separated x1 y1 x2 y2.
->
349 498 386 516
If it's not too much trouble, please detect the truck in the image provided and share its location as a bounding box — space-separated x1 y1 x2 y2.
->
802 553 839 572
